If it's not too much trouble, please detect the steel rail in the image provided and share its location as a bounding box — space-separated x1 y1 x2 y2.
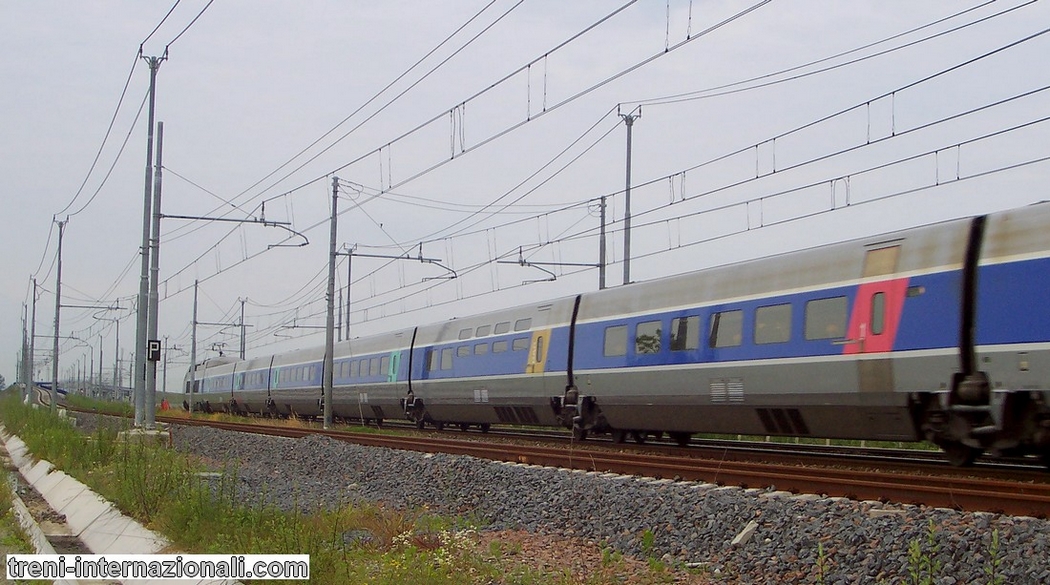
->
157 414 1050 518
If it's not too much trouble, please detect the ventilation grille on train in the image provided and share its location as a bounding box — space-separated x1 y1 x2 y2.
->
494 406 539 425
710 378 744 402
756 408 810 435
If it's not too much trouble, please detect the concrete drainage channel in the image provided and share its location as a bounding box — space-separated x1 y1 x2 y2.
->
0 422 237 585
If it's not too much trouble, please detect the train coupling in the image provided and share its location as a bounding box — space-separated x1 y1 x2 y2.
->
401 395 427 425
550 389 599 432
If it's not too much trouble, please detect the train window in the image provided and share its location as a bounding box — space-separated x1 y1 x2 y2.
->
370 358 381 376
474 343 489 355
755 304 792 344
350 360 359 378
457 346 470 357
670 316 700 351
635 320 662 354
360 359 368 376
514 318 532 332
512 337 530 351
871 292 886 335
458 328 472 340
709 310 743 348
493 341 508 353
805 297 847 340
427 349 438 372
535 336 544 361
604 325 628 357
494 322 511 335
476 325 492 337
380 356 391 375
441 348 453 370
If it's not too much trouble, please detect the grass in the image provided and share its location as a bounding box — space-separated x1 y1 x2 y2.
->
0 468 33 555
0 389 693 584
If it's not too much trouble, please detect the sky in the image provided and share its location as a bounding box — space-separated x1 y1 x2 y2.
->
2 0 1049 393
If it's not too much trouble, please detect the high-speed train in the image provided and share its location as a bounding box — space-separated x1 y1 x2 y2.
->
186 203 1050 467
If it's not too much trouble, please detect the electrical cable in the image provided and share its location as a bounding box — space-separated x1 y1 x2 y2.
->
225 0 644 218
141 0 183 48
55 56 142 218
630 0 1025 106
152 0 523 263
157 3 1041 346
67 89 150 217
228 0 512 208
164 0 217 51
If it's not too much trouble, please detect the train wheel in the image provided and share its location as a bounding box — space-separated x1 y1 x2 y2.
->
611 429 627 444
415 419 425 430
669 432 692 447
460 423 470 432
942 442 981 467
632 431 647 444
1040 452 1050 471
480 423 491 433
434 422 445 431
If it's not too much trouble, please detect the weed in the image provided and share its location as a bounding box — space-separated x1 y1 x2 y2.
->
815 541 830 585
0 470 33 554
906 519 942 585
984 529 1005 585
601 543 623 567
640 527 656 558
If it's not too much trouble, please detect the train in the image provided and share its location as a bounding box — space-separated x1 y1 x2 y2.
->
185 203 1050 468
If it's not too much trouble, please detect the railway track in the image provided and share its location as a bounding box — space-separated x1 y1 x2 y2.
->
154 413 1050 518
373 418 1050 478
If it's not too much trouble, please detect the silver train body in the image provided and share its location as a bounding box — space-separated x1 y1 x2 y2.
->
186 204 1050 465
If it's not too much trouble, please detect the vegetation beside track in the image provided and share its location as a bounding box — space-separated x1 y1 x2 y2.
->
1 389 706 584
0 461 33 579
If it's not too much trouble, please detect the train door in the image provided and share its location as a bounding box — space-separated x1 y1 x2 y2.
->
846 245 909 393
525 329 550 374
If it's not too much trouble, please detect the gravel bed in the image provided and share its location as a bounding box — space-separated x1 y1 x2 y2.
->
80 414 1050 583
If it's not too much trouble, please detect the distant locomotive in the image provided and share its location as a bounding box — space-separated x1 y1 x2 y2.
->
186 203 1050 467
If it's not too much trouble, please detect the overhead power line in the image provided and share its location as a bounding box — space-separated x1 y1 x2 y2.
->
631 0 1028 106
